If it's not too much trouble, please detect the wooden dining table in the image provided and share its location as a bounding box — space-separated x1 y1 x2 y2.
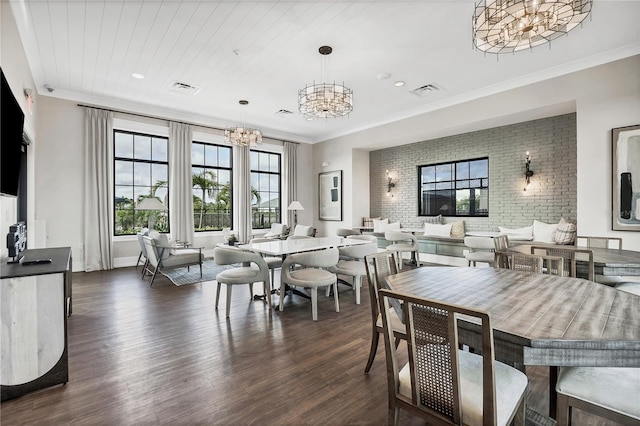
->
384 266 640 420
511 243 640 277
383 267 640 368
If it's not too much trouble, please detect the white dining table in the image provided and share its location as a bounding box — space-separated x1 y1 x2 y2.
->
239 236 369 257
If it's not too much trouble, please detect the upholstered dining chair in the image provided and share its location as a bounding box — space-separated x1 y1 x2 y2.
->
136 227 149 273
327 235 378 304
378 288 528 426
213 246 271 318
249 237 283 291
363 251 405 374
555 366 640 425
142 235 203 286
464 236 496 267
384 230 421 270
279 247 339 321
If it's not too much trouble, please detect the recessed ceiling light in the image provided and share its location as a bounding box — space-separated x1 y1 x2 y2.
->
394 81 405 87
132 73 144 79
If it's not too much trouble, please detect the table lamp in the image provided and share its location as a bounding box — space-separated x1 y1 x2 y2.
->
135 197 167 230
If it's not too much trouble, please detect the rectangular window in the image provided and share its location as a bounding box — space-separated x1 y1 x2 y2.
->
250 150 281 229
114 130 169 235
192 142 233 231
418 157 489 217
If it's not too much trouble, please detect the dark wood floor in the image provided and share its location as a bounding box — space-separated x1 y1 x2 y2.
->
1 265 620 425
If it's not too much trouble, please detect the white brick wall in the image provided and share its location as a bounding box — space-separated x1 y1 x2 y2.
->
370 113 577 232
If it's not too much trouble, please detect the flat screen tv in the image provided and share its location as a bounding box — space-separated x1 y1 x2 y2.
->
1 67 25 197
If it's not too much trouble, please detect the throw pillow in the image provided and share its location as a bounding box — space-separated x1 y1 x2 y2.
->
498 225 533 241
293 225 312 236
424 223 453 238
373 218 389 232
362 216 381 228
386 221 401 230
554 218 577 245
449 221 465 238
152 233 172 260
139 227 149 236
532 220 558 243
424 215 443 224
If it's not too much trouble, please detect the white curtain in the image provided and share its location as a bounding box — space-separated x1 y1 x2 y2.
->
169 121 195 245
84 108 114 271
236 144 252 243
284 141 298 227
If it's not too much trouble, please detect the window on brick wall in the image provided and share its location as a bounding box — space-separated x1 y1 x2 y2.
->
418 157 489 217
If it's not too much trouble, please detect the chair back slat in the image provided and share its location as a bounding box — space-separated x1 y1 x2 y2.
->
531 245 593 281
576 236 622 250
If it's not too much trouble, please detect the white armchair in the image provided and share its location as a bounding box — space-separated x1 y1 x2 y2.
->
263 223 289 239
142 235 203 286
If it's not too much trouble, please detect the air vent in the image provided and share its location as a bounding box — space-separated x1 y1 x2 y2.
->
274 109 294 117
410 82 444 97
168 81 201 96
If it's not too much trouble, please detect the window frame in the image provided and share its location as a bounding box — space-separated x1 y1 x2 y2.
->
191 141 233 232
113 129 170 236
250 149 282 230
417 157 489 217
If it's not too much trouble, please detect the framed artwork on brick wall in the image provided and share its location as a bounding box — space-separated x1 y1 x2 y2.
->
612 124 640 231
319 170 342 221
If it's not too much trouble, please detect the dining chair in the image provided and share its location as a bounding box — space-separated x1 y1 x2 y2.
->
493 234 509 252
213 246 271 318
279 247 339 321
363 251 405 374
464 236 496 267
336 228 361 237
384 230 421 270
378 288 528 426
530 246 594 281
556 366 640 425
135 227 149 273
496 251 565 276
249 237 283 291
575 235 622 250
328 235 378 304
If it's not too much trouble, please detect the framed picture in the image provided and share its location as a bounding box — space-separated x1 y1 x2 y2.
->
612 124 640 231
319 170 342 221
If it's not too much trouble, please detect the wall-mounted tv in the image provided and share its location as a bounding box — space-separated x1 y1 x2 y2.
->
1 67 25 197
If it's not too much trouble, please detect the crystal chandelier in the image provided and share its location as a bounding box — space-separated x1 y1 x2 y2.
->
225 100 262 146
473 0 592 54
298 46 353 120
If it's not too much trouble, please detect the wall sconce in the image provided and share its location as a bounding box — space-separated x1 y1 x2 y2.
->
386 170 396 197
524 152 534 191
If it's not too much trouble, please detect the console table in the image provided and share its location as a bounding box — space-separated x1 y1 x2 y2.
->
1 247 72 401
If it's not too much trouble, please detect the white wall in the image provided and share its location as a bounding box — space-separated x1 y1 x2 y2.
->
1 0 39 258
314 55 640 250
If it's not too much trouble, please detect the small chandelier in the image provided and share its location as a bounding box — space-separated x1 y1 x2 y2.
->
298 45 353 120
473 0 592 54
225 100 262 146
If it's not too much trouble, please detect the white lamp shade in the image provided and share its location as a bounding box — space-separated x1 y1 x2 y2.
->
287 201 304 211
135 197 167 211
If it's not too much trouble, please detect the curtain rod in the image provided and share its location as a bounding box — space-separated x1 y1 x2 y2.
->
76 103 300 145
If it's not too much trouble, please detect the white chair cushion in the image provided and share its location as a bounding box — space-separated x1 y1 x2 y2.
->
288 268 336 288
161 251 202 267
532 220 557 243
331 259 366 277
424 223 452 237
556 367 640 420
376 307 405 333
152 234 172 260
399 350 528 426
293 225 313 236
465 252 495 264
216 265 262 284
498 225 533 241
